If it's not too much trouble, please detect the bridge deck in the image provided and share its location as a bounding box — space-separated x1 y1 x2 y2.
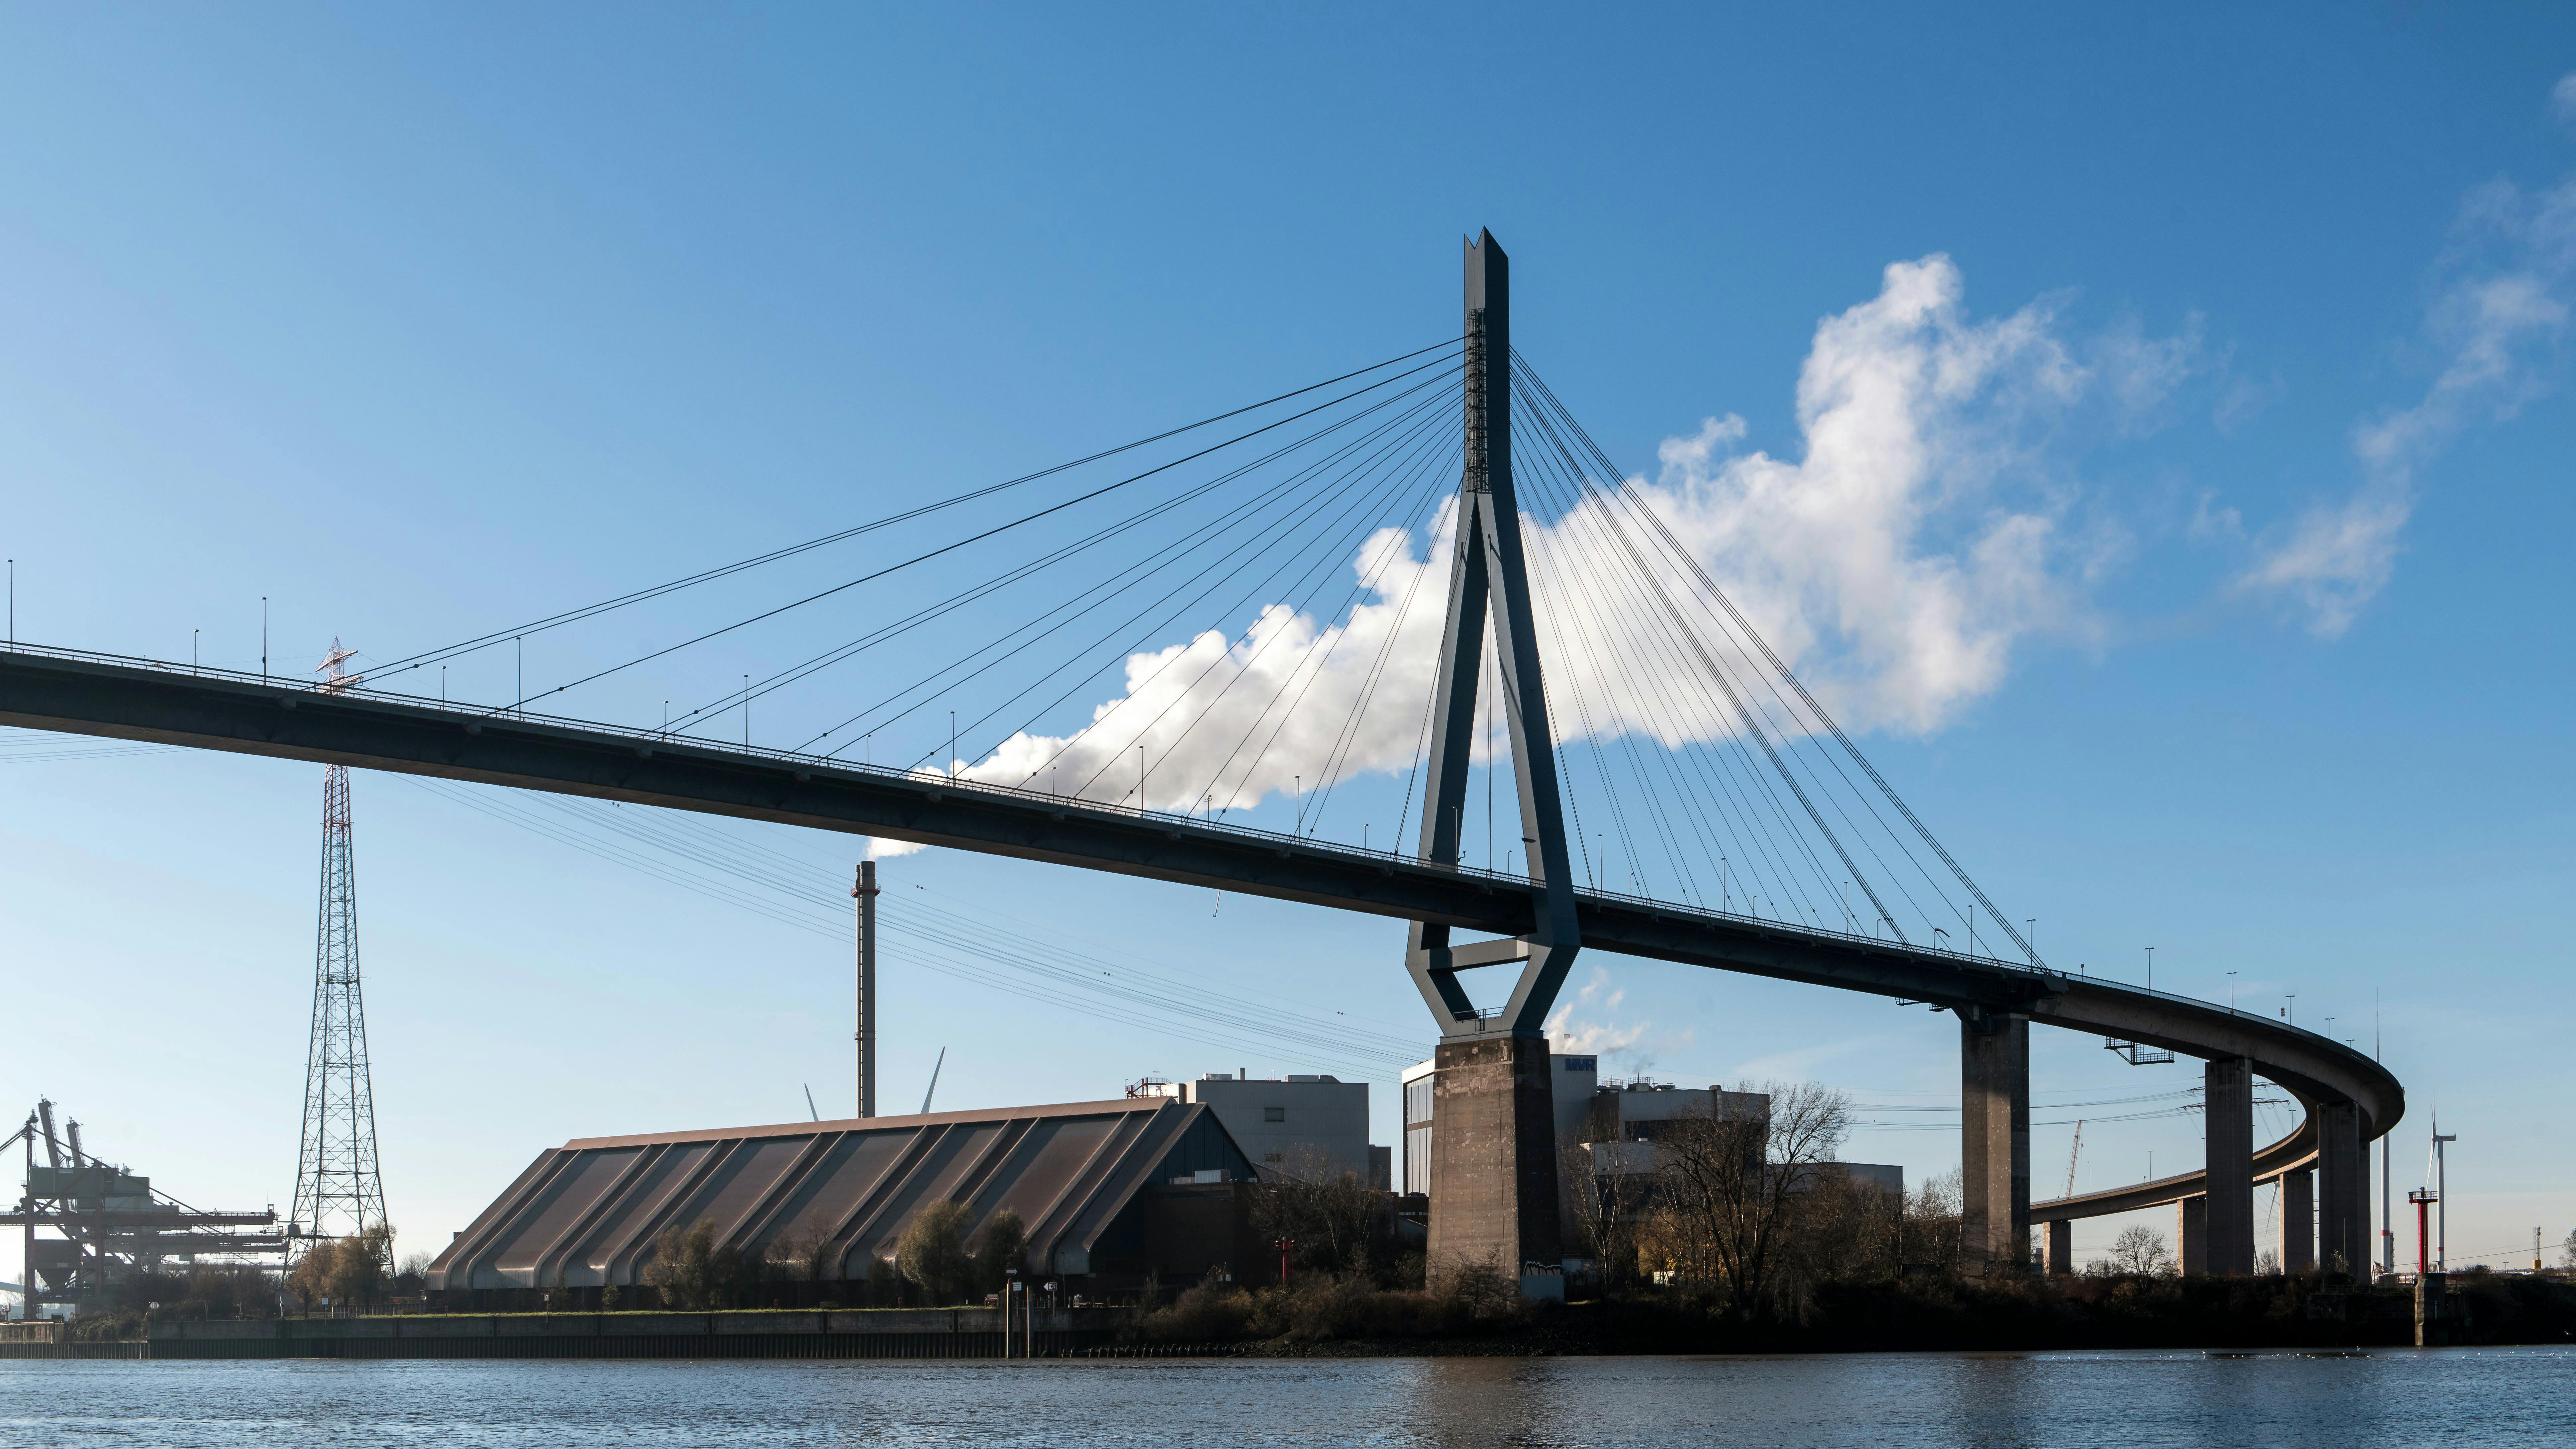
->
0 645 2401 1221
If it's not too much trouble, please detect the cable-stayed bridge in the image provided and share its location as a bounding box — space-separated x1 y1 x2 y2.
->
0 232 2398 1285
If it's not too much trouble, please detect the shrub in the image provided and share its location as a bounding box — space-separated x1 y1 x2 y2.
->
1140 1279 1256 1341
286 1223 397 1310
644 1219 721 1310
898 1201 974 1305
974 1208 1027 1293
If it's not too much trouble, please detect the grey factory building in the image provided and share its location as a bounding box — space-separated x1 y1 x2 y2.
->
1128 1072 1388 1188
426 1096 1260 1304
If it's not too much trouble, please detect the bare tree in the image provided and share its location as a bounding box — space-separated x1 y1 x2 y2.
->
1559 1145 1652 1293
1251 1147 1387 1282
1901 1168 1964 1273
1643 1080 1852 1318
2104 1224 2173 1276
394 1252 434 1294
1783 1171 1906 1287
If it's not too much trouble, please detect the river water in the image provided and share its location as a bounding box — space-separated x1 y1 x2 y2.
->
1 1348 2563 1447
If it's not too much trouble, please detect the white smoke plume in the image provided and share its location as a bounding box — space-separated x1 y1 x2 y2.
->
952 255 2138 813
1547 965 1661 1071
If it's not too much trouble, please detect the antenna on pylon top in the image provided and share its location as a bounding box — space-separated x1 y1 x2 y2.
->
316 638 360 694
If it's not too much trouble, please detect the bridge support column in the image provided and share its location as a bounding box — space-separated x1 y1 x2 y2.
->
2280 1167 2314 1272
2176 1195 2208 1275
1403 233 1580 1303
2204 1056 2254 1275
1425 1035 1562 1295
2044 1219 2071 1275
2316 1101 2364 1276
1959 1011 2030 1274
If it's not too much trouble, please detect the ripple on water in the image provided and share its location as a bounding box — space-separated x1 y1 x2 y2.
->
0 1347 2566 1448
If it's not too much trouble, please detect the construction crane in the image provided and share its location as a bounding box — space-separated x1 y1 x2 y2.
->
2063 1120 2085 1199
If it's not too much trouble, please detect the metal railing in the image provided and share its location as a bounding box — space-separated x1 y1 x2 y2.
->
0 639 2385 1070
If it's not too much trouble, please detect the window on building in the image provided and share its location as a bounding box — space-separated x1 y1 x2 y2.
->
1405 1125 1432 1196
1264 1106 1286 1123
1405 1078 1433 1125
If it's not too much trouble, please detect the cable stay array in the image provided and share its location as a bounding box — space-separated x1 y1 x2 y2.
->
1505 350 2040 965
185 329 2049 1035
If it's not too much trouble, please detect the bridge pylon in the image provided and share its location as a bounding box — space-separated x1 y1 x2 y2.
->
1406 231 1581 1298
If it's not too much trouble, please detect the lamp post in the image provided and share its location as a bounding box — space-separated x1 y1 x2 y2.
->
2433 1130 2456 1271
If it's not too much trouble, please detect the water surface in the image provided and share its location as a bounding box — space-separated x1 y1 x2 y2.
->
1 1348 2560 1447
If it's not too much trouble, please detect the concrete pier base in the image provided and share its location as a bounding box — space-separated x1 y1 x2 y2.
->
2205 1057 2254 1275
1425 1035 1563 1296
2044 1219 2072 1275
2281 1168 2314 1272
2415 1271 2457 1346
2177 1195 2208 1276
1960 1012 2031 1275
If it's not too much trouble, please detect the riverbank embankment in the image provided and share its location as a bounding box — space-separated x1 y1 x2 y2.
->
13 1273 2571 1360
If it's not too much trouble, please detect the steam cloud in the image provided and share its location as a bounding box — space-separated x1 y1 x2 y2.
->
949 254 2124 818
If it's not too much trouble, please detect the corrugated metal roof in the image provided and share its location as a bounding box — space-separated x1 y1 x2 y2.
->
426 1098 1251 1290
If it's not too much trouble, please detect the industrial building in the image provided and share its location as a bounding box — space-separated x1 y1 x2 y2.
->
1128 1072 1388 1188
1402 1054 1903 1211
1569 1079 1904 1195
5 1099 285 1316
426 1095 1261 1305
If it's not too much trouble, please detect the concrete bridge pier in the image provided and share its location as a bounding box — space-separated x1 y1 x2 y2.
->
2044 1219 2072 1274
2316 1100 2366 1276
1424 1034 1563 1294
2204 1056 2255 1274
2280 1167 2314 1271
2176 1195 2208 1274
1959 1010 2031 1274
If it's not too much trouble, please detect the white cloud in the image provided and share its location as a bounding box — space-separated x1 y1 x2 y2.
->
2240 173 2576 636
1626 255 2100 735
2094 312 2204 432
2554 72 2576 129
2212 369 2285 435
948 255 2156 813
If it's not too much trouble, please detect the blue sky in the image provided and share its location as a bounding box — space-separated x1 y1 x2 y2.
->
3 4 2571 1281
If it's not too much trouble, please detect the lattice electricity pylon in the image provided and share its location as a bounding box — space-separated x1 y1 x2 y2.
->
289 641 388 1255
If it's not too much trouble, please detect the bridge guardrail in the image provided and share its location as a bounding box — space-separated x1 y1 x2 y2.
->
0 640 2372 1068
